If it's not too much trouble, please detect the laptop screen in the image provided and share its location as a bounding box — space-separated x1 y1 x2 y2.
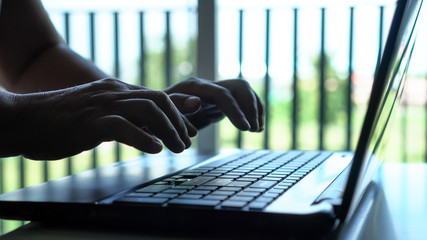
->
341 0 423 220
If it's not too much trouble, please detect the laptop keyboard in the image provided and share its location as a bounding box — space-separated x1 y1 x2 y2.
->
114 150 332 211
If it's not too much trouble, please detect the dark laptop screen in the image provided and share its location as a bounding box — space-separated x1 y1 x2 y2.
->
341 0 423 220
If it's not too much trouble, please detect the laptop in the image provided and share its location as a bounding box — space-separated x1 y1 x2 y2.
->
0 0 423 237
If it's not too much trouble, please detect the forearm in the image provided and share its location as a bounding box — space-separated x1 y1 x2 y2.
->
0 0 108 93
7 44 108 93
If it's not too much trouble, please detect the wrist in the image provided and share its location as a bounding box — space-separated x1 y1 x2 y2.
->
0 90 22 157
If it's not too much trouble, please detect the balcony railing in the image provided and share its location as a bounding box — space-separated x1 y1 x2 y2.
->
0 0 426 235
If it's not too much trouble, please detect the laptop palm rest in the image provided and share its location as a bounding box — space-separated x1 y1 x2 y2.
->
266 153 352 214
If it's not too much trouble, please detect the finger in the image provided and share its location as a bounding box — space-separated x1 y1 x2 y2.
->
185 104 225 130
144 91 192 148
169 93 201 114
234 88 260 132
112 99 187 153
254 92 265 131
169 80 250 131
101 90 192 149
93 115 163 154
182 114 198 137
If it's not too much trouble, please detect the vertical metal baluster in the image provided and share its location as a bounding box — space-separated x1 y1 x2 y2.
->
139 11 146 87
19 156 25 226
188 7 197 77
89 12 98 169
401 100 408 162
113 12 121 162
319 8 326 150
64 12 73 175
0 159 3 195
197 0 218 154
347 7 354 151
237 10 244 149
264 9 271 149
20 157 25 188
138 11 146 157
165 11 172 87
292 8 299 149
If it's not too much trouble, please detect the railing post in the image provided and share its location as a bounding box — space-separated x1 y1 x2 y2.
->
197 0 218 155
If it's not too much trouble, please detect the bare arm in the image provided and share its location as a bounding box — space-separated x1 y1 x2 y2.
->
0 0 106 93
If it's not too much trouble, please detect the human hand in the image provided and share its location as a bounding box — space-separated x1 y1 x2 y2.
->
165 78 264 132
1 78 196 160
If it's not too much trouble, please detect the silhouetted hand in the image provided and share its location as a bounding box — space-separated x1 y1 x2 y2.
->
0 78 196 160
166 78 264 132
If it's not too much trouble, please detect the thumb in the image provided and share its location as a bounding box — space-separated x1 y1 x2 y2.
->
168 93 201 114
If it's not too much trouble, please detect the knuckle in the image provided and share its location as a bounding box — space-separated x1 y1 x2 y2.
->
99 78 118 86
235 79 250 88
185 78 203 88
141 99 158 111
96 78 127 91
151 90 170 104
216 87 232 98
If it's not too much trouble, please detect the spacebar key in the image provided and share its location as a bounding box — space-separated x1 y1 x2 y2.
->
168 199 220 208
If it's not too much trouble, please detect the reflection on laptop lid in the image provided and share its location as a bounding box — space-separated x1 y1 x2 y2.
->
341 0 423 221
0 0 423 237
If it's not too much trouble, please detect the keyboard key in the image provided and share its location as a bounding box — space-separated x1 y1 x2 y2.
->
236 192 261 197
178 194 203 199
168 199 220 208
228 196 254 202
267 189 285 194
211 190 235 196
261 193 280 198
236 177 256 182
126 192 153 197
154 193 178 199
203 178 233 187
180 172 202 177
136 185 171 193
154 182 169 185
282 179 298 184
248 202 269 211
204 157 237 168
250 180 277 189
245 188 265 192
254 197 274 203
220 174 240 179
286 176 302 181
172 185 195 190
115 197 168 206
290 173 305 178
273 185 290 190
181 177 215 186
187 190 210 195
203 173 223 177
227 181 251 188
195 186 218 191
163 189 187 194
203 195 229 201
219 187 241 192
174 179 191 184
278 181 294 187
221 200 247 210
262 177 282 181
